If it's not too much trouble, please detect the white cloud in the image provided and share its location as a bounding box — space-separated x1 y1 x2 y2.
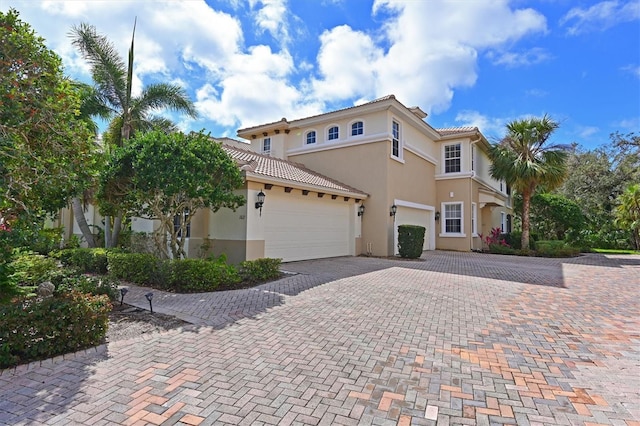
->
311 0 547 114
577 126 600 138
621 64 640 78
525 88 549 98
453 110 509 140
560 1 640 35
488 48 552 68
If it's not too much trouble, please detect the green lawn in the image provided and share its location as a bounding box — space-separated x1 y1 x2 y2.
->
592 248 640 255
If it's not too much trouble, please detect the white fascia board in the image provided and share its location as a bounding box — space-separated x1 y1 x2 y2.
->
244 171 369 199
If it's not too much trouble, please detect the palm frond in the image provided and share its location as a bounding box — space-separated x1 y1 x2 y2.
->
135 83 199 118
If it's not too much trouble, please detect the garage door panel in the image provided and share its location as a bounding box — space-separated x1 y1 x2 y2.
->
264 194 350 262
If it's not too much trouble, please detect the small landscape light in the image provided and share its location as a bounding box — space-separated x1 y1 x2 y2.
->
119 287 129 306
145 292 154 313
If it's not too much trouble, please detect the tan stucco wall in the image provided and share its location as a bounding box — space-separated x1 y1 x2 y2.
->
291 141 390 256
436 177 473 251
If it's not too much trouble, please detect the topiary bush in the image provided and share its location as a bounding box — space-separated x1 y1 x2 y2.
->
0 291 111 368
239 258 282 284
54 248 109 274
397 225 426 258
168 258 240 292
107 252 163 285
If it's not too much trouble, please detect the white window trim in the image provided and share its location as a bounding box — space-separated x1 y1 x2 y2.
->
391 119 403 161
443 142 462 174
349 119 365 137
500 211 506 233
304 129 318 145
440 201 466 237
326 124 340 142
262 137 271 154
471 202 478 236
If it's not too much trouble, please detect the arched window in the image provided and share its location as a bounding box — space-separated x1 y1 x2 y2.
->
351 121 363 136
306 130 316 144
328 126 339 141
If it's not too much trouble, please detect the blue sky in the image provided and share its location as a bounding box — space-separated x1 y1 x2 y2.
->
4 0 639 150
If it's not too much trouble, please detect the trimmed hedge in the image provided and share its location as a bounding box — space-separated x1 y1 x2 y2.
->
534 240 580 257
168 258 240 292
9 250 58 287
107 252 161 285
54 248 109 274
397 225 426 259
0 291 111 368
239 258 282 283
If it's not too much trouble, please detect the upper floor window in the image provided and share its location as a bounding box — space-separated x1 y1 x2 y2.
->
262 137 271 154
471 145 476 171
328 126 339 141
392 120 400 158
444 143 461 173
444 203 462 234
306 131 316 145
351 121 363 136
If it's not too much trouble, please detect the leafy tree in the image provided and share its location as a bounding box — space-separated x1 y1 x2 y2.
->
615 184 640 250
99 130 245 259
0 9 96 219
558 132 639 249
489 115 569 249
70 21 198 247
526 193 584 240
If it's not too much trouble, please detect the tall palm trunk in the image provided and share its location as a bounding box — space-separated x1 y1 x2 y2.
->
521 187 532 250
71 197 96 248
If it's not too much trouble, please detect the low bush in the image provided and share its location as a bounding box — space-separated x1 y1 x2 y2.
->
107 252 162 285
239 258 282 284
56 274 119 301
54 248 109 274
488 244 517 255
30 227 63 255
534 240 580 257
9 250 58 287
0 291 111 368
397 225 426 259
168 258 240 292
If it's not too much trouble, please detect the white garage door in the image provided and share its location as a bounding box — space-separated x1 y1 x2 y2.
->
263 193 351 262
394 206 430 255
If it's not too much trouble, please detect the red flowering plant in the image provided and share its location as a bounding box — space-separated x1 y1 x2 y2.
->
478 227 510 252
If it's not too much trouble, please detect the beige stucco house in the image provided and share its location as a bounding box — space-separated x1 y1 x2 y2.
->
56 95 511 262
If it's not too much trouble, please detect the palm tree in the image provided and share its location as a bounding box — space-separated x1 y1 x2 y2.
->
489 115 569 250
69 81 111 248
70 20 198 247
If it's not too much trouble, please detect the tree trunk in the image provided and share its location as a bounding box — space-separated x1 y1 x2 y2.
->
104 215 112 248
71 197 96 248
111 214 123 248
521 188 531 250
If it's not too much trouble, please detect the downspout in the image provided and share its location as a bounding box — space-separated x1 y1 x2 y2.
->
469 136 481 251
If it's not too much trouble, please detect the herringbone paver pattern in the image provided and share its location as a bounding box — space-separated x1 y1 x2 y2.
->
1 252 638 425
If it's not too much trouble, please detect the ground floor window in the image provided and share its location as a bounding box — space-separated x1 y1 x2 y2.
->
471 202 477 236
174 209 191 238
443 203 463 234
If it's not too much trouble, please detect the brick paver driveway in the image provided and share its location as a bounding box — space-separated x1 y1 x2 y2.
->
1 252 639 425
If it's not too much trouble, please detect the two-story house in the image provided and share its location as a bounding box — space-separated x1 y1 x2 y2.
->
55 95 511 262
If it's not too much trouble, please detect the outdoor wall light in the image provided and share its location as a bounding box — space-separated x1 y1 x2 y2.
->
435 211 440 221
390 204 397 217
358 204 365 216
255 190 266 216
145 292 154 313
119 287 128 306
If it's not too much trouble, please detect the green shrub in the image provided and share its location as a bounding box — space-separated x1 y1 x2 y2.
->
107 252 163 285
397 225 426 258
488 244 516 255
9 250 58 287
534 240 580 257
239 258 282 283
168 258 240 292
56 274 119 301
30 227 63 255
0 291 111 368
54 248 109 274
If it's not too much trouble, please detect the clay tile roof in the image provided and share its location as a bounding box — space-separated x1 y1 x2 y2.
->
436 126 478 136
220 143 368 197
289 95 397 124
